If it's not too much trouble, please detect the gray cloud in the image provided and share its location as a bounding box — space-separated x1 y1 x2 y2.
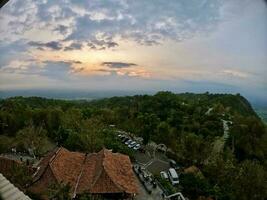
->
64 42 83 51
102 62 137 68
72 60 82 64
87 39 118 50
65 0 223 45
40 61 72 79
1 0 225 48
0 40 29 68
28 41 63 50
1 59 82 80
54 25 69 35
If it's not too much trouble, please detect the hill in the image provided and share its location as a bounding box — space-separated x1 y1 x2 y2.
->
0 92 267 200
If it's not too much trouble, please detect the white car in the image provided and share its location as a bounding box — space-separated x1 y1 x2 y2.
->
128 141 137 148
160 171 168 180
133 144 141 150
168 168 179 185
125 139 132 145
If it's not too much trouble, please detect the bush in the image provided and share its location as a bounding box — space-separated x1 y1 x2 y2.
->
155 175 177 195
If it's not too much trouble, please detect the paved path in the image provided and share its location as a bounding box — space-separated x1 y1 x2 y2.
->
135 175 163 200
204 120 231 165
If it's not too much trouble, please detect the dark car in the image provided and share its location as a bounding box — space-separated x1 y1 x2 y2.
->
122 138 130 143
169 159 179 169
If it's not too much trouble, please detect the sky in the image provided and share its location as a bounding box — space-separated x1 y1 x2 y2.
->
0 0 266 102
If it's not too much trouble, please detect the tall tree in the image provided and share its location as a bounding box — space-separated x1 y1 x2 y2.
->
234 160 267 200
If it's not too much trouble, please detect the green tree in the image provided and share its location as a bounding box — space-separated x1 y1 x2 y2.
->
0 135 13 153
137 113 159 144
176 133 212 165
62 108 83 131
233 160 267 200
79 119 104 152
155 121 174 147
15 125 52 156
230 115 267 161
202 150 237 200
9 163 32 189
180 173 212 199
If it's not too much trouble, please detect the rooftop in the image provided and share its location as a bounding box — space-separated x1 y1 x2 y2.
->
0 173 31 200
29 147 138 198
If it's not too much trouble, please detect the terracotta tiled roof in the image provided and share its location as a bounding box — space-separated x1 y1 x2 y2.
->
49 148 84 190
77 149 138 195
0 157 22 178
29 147 138 197
32 148 58 182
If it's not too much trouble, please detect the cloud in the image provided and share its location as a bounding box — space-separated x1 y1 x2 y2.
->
64 0 224 46
70 61 150 78
0 40 29 67
222 69 249 78
40 61 72 79
28 41 63 50
86 39 118 50
90 67 150 78
0 0 227 50
101 62 137 68
72 60 82 64
106 41 118 48
53 25 69 35
1 59 82 80
0 0 266 102
0 0 222 46
64 42 83 51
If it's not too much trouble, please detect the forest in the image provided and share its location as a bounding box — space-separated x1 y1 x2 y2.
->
0 92 267 200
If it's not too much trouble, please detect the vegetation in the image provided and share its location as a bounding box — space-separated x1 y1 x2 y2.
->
9 163 32 189
0 92 267 200
155 175 177 195
78 194 103 200
48 182 71 200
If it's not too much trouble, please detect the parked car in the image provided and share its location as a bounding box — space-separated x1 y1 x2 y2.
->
120 135 126 140
125 139 132 145
169 159 179 170
168 168 179 185
160 171 168 180
128 141 137 148
133 144 141 150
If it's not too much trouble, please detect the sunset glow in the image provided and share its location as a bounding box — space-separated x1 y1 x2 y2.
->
0 0 266 101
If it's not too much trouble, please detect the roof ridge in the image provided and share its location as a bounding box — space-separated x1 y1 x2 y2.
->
48 147 64 183
90 149 124 192
29 148 60 186
72 152 88 199
90 150 105 188
49 147 63 164
102 150 124 192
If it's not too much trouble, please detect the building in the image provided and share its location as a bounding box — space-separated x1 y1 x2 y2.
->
28 147 138 199
0 173 31 200
0 0 9 9
0 157 22 178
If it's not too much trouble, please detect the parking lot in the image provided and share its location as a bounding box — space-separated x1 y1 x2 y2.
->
146 159 169 175
134 165 164 200
115 130 185 200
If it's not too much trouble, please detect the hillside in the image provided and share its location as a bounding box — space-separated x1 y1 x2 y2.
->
0 92 267 200
0 92 257 116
